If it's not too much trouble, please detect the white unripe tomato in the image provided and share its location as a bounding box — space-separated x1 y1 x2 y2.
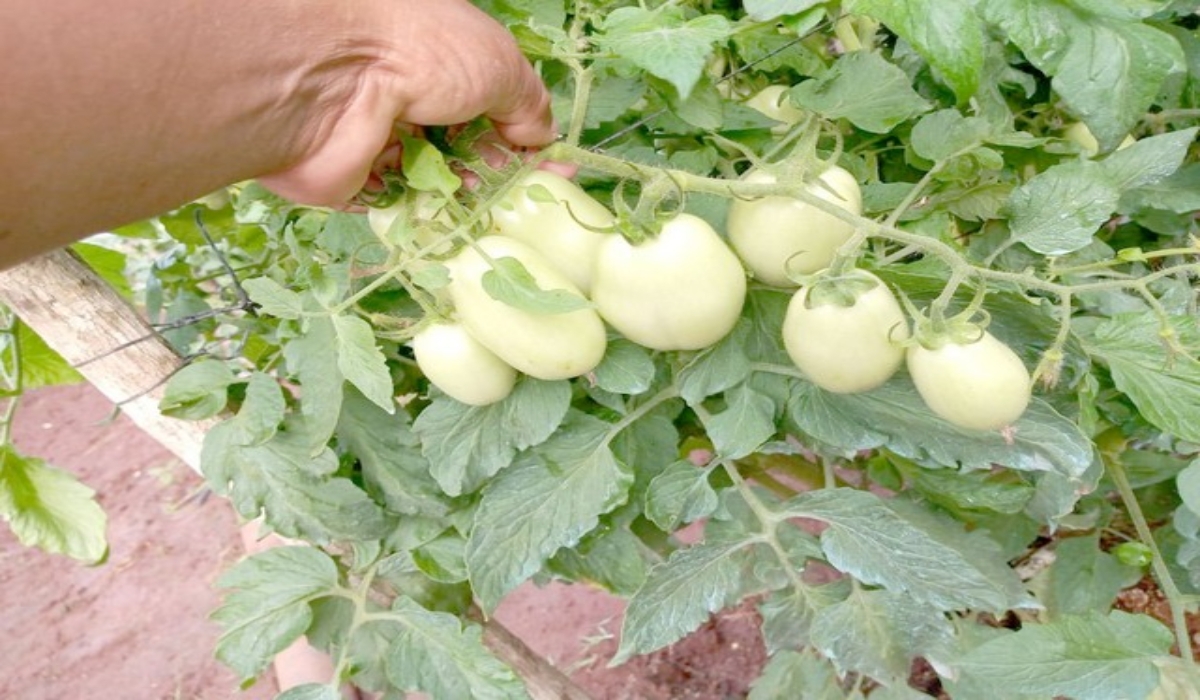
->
446 236 607 380
726 167 863 287
906 330 1032 431
783 272 909 393
412 322 517 406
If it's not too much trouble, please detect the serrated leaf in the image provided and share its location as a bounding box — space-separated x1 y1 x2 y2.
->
910 109 992 162
983 0 1185 151
413 379 570 497
0 447 107 564
1120 163 1200 215
749 650 843 700
782 488 1024 611
16 322 82 390
284 317 344 453
645 460 719 531
336 386 449 517
332 314 394 414
275 684 339 700
398 133 462 196
743 0 823 21
852 0 984 103
1178 460 1200 517
909 466 1034 515
676 320 752 405
705 384 776 459
598 6 731 99
466 412 633 611
787 377 1093 481
1039 534 1140 618
615 539 764 663
810 588 954 684
481 257 590 314
759 582 848 654
1099 128 1198 190
213 546 339 681
548 527 648 596
791 51 931 133
593 339 655 395
1008 159 1117 255
383 597 527 700
227 372 286 445
202 418 387 544
158 358 235 420
1085 313 1200 444
72 242 132 298
952 611 1173 700
243 277 303 319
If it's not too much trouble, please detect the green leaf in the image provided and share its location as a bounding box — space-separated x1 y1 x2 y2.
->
158 359 235 420
909 465 1034 515
466 412 633 611
226 372 286 445
952 611 1174 700
1007 159 1116 255
592 339 655 395
548 527 648 596
413 379 571 497
676 320 752 405
749 650 843 700
787 377 1094 482
213 546 339 681
790 51 931 133
202 412 388 544
810 588 954 684
0 447 107 564
851 0 985 103
383 597 528 700
275 684 340 700
1120 163 1200 215
284 316 344 453
398 133 462 196
598 6 731 99
481 257 590 314
71 242 132 299
983 0 1185 151
644 459 718 531
615 539 765 663
332 314 395 414
782 488 1026 611
1099 128 1198 190
909 109 992 162
743 0 823 21
1038 534 1140 618
759 582 848 654
336 386 449 517
705 384 777 459
1084 313 1200 444
1178 460 1200 517
243 276 303 319
16 322 82 390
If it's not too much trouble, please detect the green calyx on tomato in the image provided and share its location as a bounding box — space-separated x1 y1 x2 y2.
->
783 270 910 394
445 236 607 381
726 166 863 287
412 321 518 406
488 169 615 295
591 212 747 352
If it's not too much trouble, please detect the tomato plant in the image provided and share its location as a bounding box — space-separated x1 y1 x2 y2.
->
726 165 863 286
7 2 1200 699
412 321 517 406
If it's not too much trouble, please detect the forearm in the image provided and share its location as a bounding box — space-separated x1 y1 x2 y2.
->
0 0 371 265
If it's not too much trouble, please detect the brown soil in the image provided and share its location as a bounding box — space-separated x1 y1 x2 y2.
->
0 384 767 700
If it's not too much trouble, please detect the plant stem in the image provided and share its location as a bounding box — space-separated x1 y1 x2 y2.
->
1107 455 1196 664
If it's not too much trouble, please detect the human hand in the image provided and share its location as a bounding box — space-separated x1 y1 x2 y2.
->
259 0 556 205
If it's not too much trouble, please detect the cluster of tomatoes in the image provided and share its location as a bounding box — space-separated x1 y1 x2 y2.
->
374 164 1032 434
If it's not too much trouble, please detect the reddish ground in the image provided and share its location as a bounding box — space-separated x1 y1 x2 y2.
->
0 384 765 700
